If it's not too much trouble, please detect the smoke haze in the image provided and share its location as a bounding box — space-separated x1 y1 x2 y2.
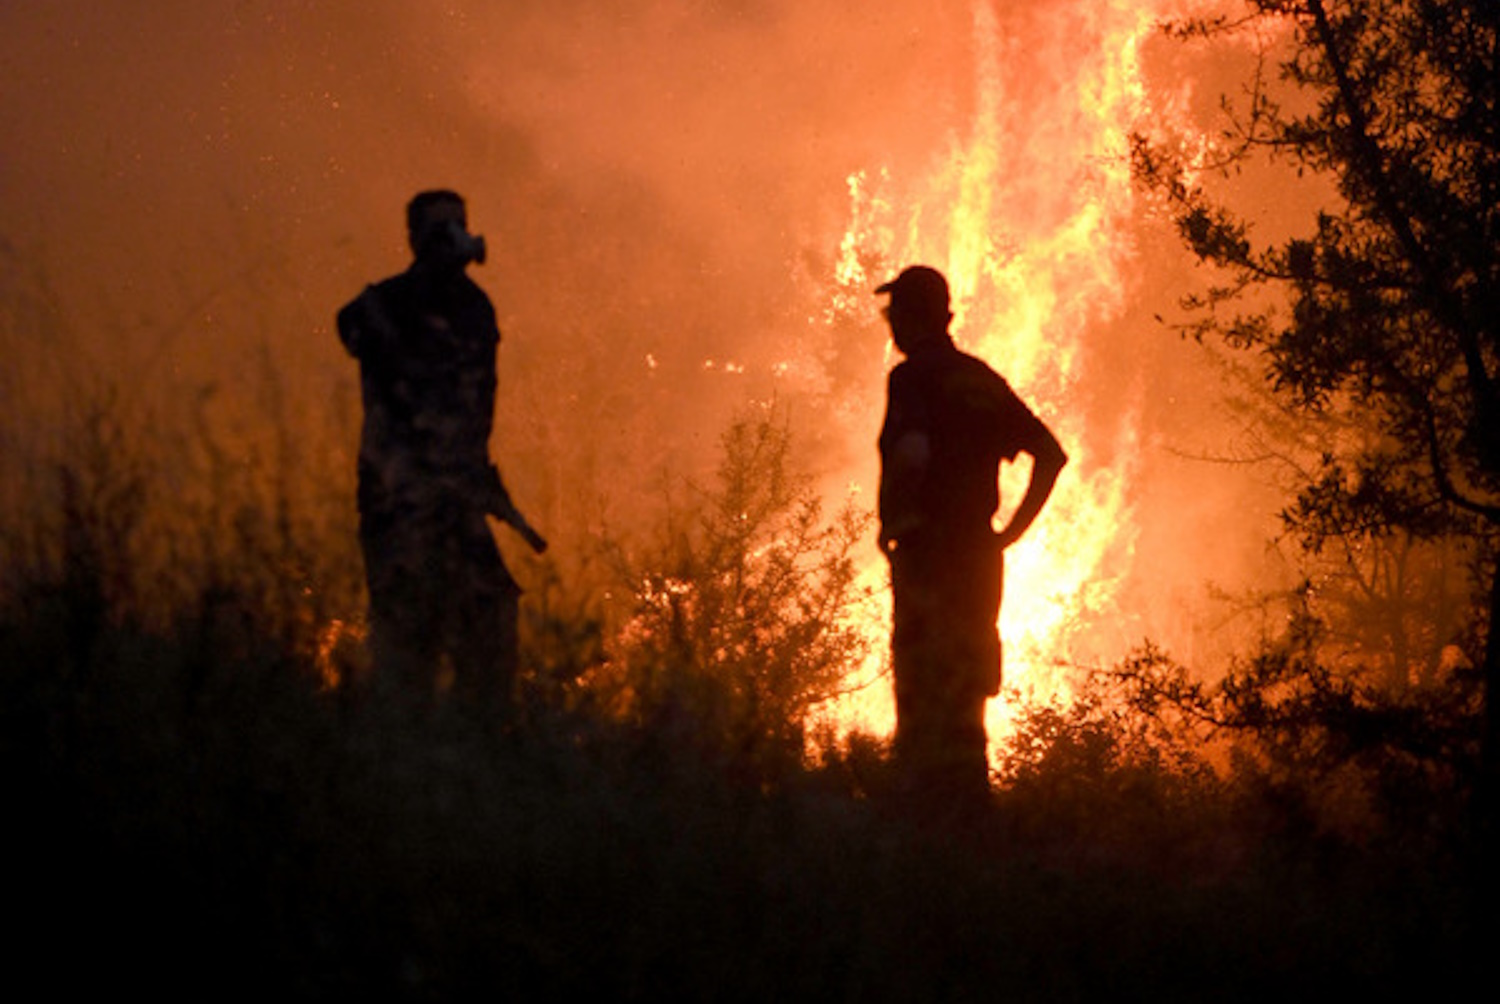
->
1 1 1291 685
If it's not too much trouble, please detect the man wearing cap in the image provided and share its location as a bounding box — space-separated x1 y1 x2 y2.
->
875 264 1067 810
336 189 547 710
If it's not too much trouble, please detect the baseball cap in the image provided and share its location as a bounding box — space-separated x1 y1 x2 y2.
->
874 265 950 314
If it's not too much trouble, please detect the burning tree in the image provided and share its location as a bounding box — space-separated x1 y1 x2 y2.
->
1134 1 1500 791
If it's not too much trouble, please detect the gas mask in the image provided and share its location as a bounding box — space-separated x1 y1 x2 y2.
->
417 219 487 268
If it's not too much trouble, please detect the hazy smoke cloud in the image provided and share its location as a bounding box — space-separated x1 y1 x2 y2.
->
1 0 1288 675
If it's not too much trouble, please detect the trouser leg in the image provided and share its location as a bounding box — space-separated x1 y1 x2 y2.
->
889 538 1001 810
894 662 991 806
361 527 443 703
441 514 521 713
447 587 519 711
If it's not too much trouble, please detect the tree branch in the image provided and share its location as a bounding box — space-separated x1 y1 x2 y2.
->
1304 0 1499 472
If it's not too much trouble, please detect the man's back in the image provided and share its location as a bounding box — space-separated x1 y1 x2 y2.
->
879 338 1051 543
337 269 499 518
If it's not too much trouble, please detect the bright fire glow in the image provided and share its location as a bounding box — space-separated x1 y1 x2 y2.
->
818 0 1193 759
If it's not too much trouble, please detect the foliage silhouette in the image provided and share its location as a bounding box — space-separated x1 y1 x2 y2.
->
0 327 1482 999
580 408 874 784
1133 0 1500 792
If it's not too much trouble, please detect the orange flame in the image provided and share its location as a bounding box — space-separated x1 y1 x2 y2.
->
314 617 367 692
819 0 1204 758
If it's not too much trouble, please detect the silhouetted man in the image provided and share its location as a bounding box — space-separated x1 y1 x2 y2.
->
876 265 1066 811
336 189 546 709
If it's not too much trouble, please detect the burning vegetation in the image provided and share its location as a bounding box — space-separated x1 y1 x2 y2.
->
2 0 1495 998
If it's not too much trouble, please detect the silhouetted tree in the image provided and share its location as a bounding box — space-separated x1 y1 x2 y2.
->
1135 1 1500 795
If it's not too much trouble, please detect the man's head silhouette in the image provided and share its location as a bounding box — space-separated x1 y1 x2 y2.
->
407 189 486 273
877 265 952 355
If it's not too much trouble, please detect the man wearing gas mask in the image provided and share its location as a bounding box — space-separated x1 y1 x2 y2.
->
336 188 546 710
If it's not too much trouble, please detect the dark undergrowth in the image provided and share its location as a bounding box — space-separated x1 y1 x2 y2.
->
2 405 1488 1002
4 593 1487 1003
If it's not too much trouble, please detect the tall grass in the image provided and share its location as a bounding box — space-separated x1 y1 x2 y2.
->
2 379 1486 1000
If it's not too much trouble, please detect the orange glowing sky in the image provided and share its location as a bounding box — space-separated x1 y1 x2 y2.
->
2 1 1303 727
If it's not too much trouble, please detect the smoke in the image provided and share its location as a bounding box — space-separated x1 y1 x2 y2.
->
1 1 1289 677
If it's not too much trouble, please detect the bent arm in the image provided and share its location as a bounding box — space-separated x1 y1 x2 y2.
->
996 428 1067 550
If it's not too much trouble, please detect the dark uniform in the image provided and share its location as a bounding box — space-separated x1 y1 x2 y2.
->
876 265 1065 810
336 267 521 705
